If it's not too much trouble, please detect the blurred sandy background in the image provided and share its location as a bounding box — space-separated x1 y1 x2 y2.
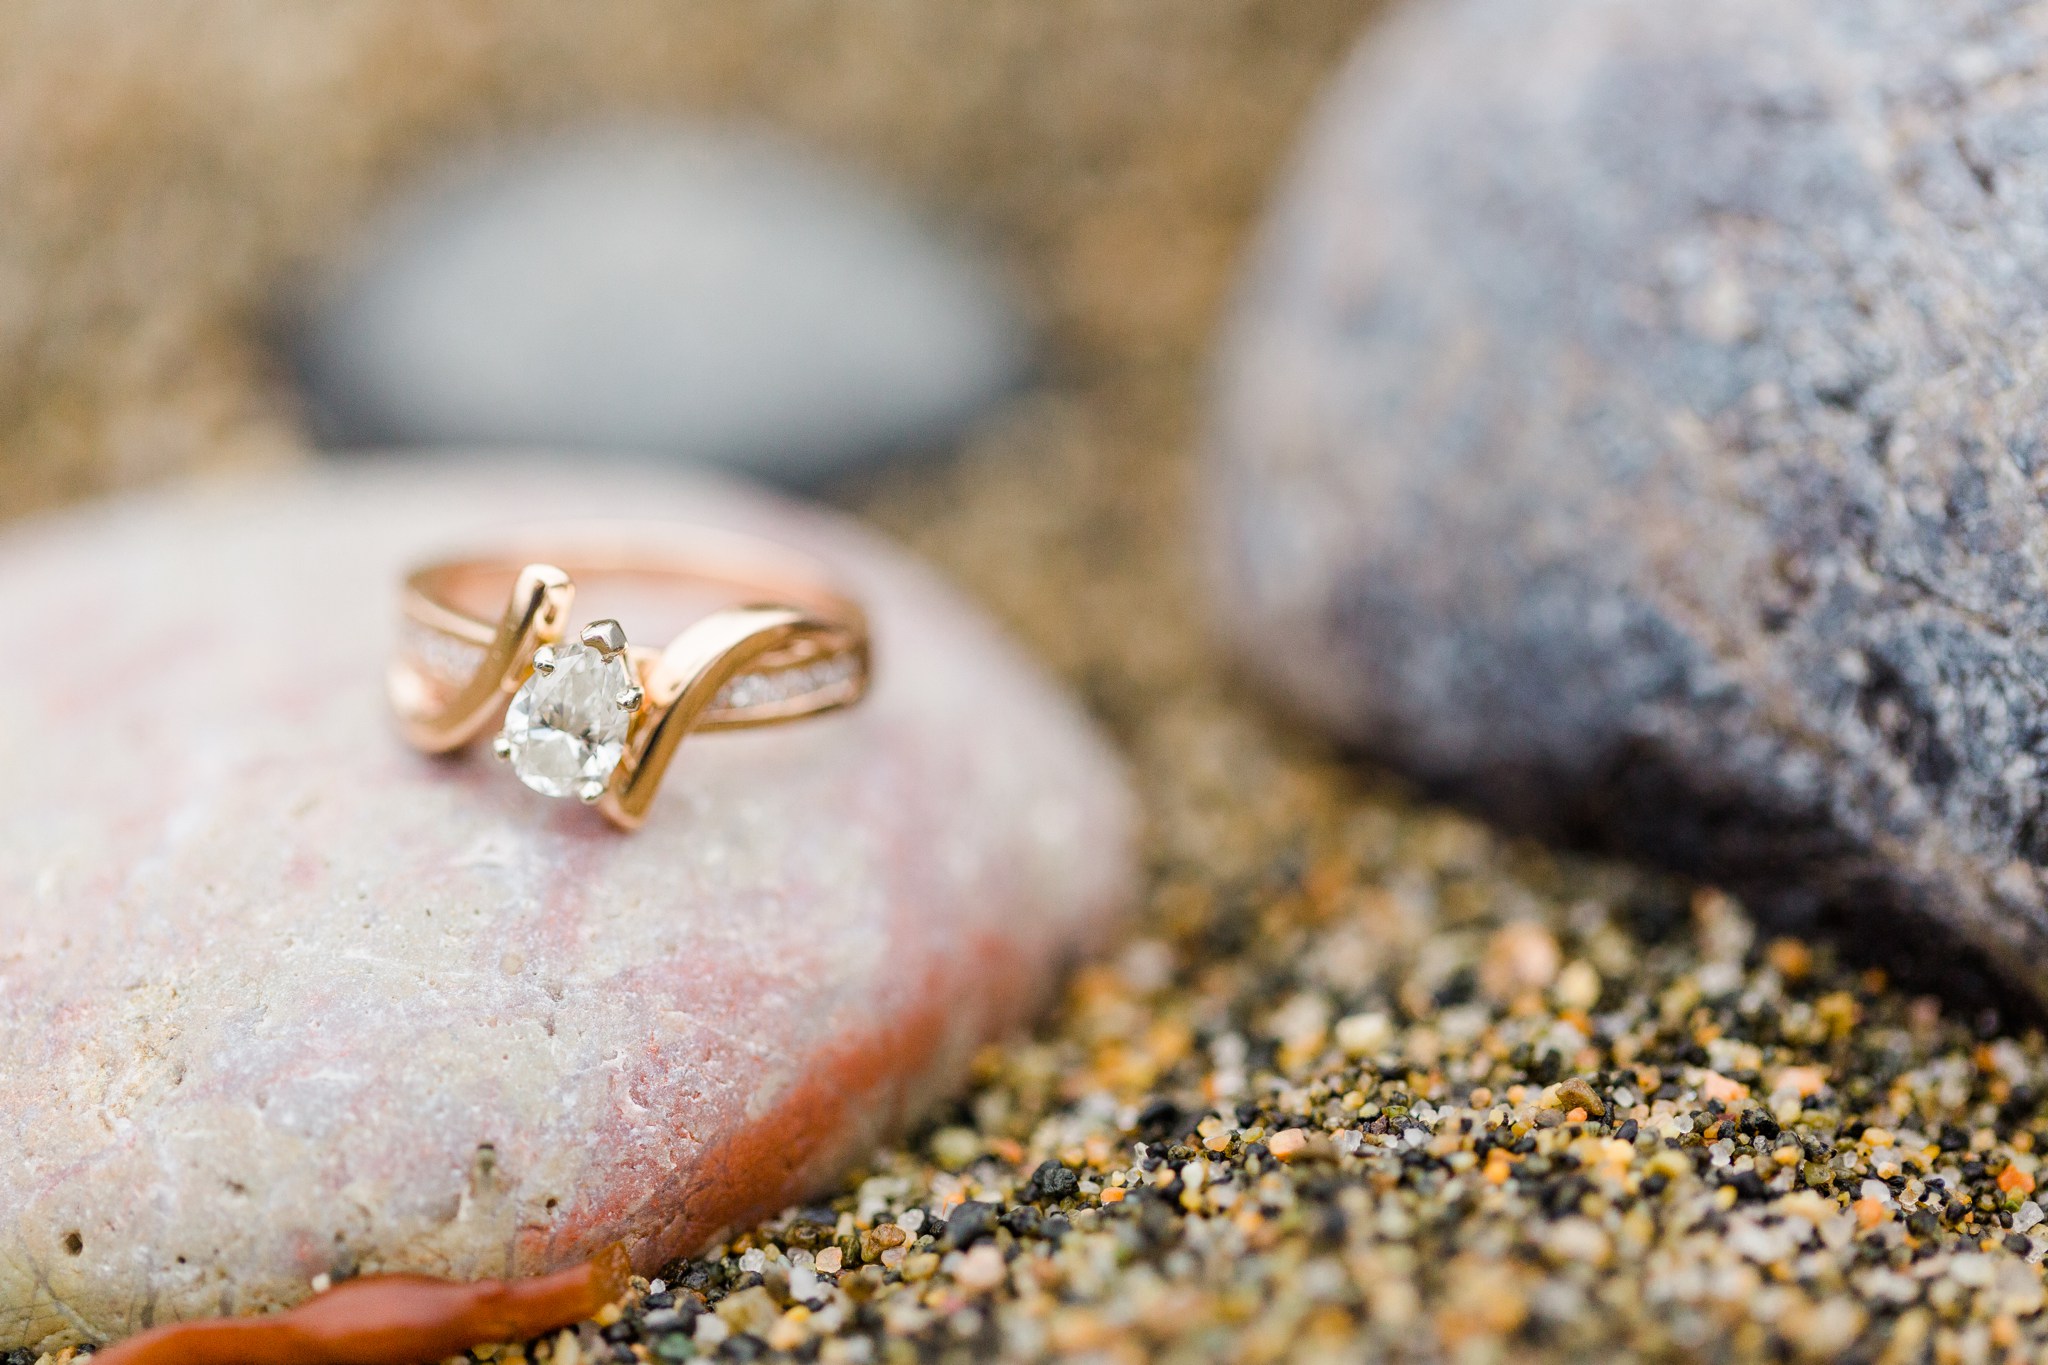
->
0 1 1376 520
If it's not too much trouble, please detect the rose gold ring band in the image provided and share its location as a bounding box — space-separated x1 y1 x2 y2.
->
388 525 871 830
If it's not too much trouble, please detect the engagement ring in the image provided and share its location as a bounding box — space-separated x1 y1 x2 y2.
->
388 526 870 830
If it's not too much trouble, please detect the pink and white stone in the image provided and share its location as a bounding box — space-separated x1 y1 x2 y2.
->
0 461 1137 1353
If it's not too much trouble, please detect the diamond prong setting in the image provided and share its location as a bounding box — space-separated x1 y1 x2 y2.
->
580 619 628 657
497 622 639 801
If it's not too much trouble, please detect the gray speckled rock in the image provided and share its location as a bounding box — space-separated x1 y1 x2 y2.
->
0 461 1133 1353
1211 0 2048 1001
294 125 1029 482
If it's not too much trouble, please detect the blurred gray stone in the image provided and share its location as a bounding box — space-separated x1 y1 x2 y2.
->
1211 0 2048 1002
296 124 1028 482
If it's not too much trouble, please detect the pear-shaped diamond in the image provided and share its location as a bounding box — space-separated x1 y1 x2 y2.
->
500 641 636 800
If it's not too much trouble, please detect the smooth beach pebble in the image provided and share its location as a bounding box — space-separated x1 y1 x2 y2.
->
0 461 1135 1354
294 124 1030 483
1211 0 2048 1004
